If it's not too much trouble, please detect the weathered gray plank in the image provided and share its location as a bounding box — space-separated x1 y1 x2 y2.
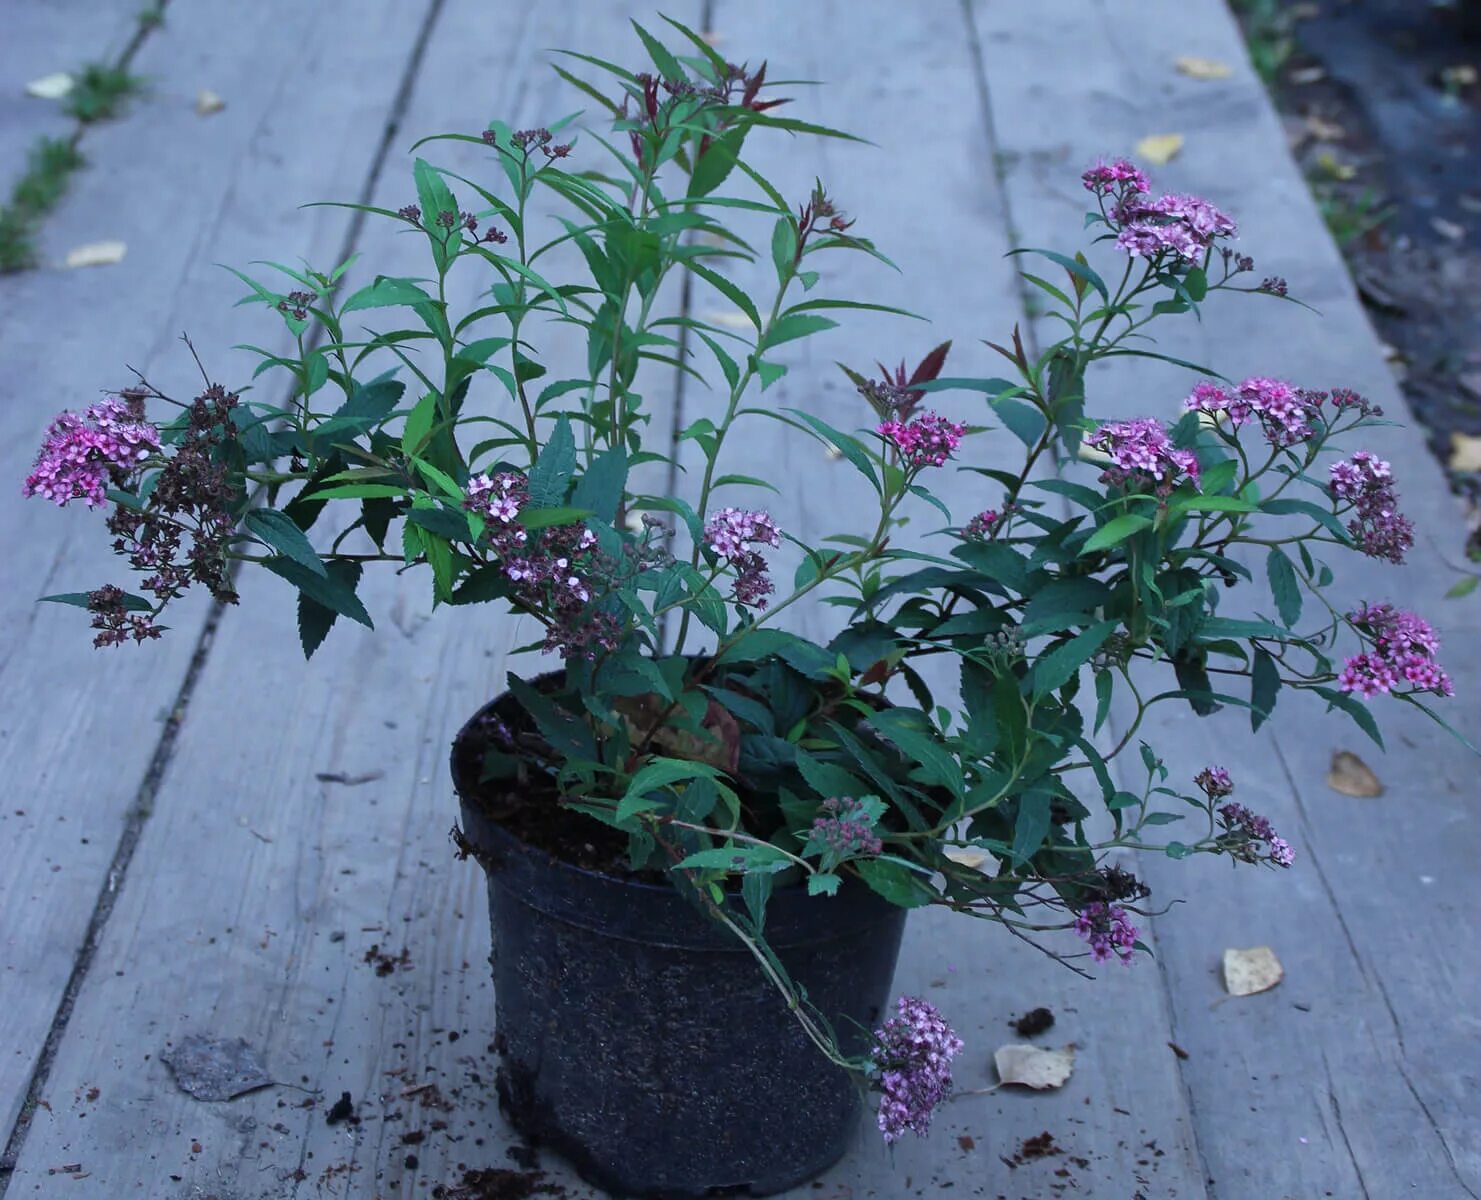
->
0 0 437 1148
970 1 1481 1195
5 3 694 1196
676 4 1210 1195
0 0 140 201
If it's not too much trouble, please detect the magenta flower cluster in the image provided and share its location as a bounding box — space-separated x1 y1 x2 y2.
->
465 471 620 658
1084 159 1236 263
1184 376 1326 448
1338 603 1453 699
703 507 780 609
1074 900 1139 965
807 797 883 858
1194 765 1234 798
962 507 1010 542
877 411 966 469
23 396 159 509
1328 452 1413 564
1086 416 1200 494
1218 802 1295 867
870 995 964 1143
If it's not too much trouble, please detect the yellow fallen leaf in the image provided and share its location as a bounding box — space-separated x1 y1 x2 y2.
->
1175 56 1231 80
994 1043 1075 1090
1450 432 1481 472
1327 750 1383 797
64 240 128 269
1223 946 1282 996
1136 134 1184 166
195 89 226 116
25 72 74 100
943 846 988 870
1304 114 1346 141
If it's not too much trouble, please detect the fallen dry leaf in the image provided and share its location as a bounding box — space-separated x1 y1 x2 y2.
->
25 72 74 100
64 240 127 269
1136 133 1184 166
1304 114 1346 141
1223 946 1283 996
1315 151 1356 181
1327 750 1383 797
195 89 225 116
1449 432 1481 473
943 846 988 870
1175 56 1232 80
1431 216 1465 242
1289 65 1327 86
994 1043 1075 1090
1441 64 1478 89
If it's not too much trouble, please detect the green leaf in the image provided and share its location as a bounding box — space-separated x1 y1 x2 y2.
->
1250 646 1280 732
402 391 438 456
1094 669 1114 734
1011 791 1052 864
39 590 152 612
1007 247 1108 300
856 858 933 908
1082 513 1152 555
771 216 796 282
518 505 593 531
618 758 726 824
1312 686 1384 750
1033 621 1118 697
302 483 407 500
1447 575 1480 599
866 708 964 800
992 396 1047 448
571 445 629 523
688 125 747 198
807 873 841 898
763 313 838 351
297 560 363 658
685 260 761 331
527 416 577 508
341 276 434 313
782 409 880 492
263 555 373 629
1266 547 1303 628
244 508 325 578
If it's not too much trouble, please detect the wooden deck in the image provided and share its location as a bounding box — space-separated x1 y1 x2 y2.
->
1 2 1477 1197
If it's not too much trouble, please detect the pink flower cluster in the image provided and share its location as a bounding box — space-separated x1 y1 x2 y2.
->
465 471 618 658
1218 803 1295 868
1115 193 1238 263
1194 765 1234 798
870 996 964 1143
962 507 1010 542
1328 452 1413 564
877 411 966 469
1085 161 1237 263
23 396 159 509
1085 417 1200 494
1082 157 1152 198
704 507 780 609
1338 603 1452 700
807 797 883 858
1184 376 1323 448
1073 901 1139 965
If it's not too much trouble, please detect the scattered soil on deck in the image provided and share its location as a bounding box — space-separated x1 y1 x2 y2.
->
432 1167 566 1199
1012 1006 1056 1036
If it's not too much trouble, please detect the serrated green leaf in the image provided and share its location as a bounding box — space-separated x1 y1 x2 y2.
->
244 508 325 578
1266 547 1303 627
527 416 577 508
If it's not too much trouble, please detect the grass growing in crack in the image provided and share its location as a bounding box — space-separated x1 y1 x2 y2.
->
0 137 86 273
1230 0 1295 86
1315 185 1394 249
64 63 144 123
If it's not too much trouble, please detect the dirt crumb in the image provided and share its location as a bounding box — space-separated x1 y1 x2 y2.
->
432 1167 566 1199
1011 1007 1055 1037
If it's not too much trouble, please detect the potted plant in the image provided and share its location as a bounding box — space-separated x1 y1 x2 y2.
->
24 19 1463 1199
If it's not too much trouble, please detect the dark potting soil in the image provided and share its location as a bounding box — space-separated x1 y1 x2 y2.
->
454 704 653 880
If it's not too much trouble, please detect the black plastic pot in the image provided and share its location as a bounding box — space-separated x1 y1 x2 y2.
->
451 697 907 1199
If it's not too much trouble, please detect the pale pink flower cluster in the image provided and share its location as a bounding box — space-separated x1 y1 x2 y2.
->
23 396 159 509
1074 901 1139 965
1328 451 1413 564
1184 376 1321 447
704 507 780 610
877 411 967 469
870 996 964 1143
1338 603 1452 700
1115 192 1238 263
1085 416 1200 494
1082 157 1151 197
